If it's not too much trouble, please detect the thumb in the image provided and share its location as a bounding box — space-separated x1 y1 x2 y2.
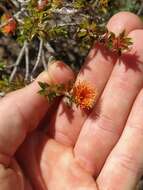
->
0 61 74 164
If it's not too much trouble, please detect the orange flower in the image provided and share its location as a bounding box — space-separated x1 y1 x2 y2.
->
72 81 97 110
1 13 16 34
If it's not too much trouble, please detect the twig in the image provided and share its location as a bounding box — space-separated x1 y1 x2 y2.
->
25 41 30 81
0 4 8 12
17 0 30 5
42 50 48 70
5 64 16 68
48 56 56 64
44 42 56 66
31 38 43 74
51 7 79 14
137 1 143 15
57 23 78 27
44 42 56 55
13 9 25 24
9 43 26 82
8 0 20 8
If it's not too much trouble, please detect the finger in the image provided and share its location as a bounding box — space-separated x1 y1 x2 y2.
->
97 88 143 190
0 61 74 165
74 29 143 176
0 159 24 190
49 12 142 146
107 11 143 36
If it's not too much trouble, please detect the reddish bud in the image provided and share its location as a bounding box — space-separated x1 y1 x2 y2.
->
37 0 48 11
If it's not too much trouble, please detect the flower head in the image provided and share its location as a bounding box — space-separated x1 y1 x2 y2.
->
1 13 16 34
72 81 97 110
38 80 97 110
100 30 133 56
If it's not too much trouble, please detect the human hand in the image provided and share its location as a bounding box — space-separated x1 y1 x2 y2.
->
1 12 143 190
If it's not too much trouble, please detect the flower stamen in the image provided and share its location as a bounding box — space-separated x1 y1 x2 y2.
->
72 80 97 110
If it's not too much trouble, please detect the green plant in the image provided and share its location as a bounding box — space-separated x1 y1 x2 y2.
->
0 0 142 95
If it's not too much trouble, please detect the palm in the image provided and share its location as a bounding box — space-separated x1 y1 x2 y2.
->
17 132 97 190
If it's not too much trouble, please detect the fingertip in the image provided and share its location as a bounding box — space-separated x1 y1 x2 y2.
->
128 29 143 49
47 60 75 84
107 11 143 36
35 60 75 84
126 29 143 61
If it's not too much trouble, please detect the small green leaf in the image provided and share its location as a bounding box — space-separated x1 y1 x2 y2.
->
38 81 49 89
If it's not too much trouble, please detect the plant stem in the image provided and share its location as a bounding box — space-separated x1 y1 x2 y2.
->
42 50 48 70
9 42 26 82
44 42 56 55
31 38 43 75
137 1 143 15
25 41 30 81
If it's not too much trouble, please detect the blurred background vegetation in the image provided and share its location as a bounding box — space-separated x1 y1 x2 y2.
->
0 0 143 96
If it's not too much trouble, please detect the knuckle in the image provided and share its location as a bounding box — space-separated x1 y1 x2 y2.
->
94 112 120 137
115 153 143 175
114 73 133 91
127 122 143 136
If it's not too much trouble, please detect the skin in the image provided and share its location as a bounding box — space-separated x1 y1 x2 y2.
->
0 11 143 190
